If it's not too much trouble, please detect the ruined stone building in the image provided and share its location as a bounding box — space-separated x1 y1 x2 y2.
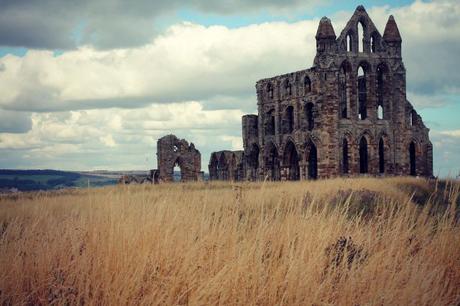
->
208 150 244 181
157 135 202 182
209 6 433 181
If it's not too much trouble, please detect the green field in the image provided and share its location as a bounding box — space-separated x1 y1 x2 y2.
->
0 170 117 191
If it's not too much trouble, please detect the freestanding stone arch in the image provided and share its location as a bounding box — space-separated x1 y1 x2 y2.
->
157 135 201 182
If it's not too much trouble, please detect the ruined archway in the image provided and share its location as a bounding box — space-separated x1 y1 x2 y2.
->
157 135 201 182
265 142 280 181
306 141 318 179
208 153 219 180
283 141 300 181
359 136 369 174
173 157 184 182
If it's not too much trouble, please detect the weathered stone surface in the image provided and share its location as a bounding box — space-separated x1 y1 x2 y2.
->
208 150 244 181
209 5 432 181
157 135 201 182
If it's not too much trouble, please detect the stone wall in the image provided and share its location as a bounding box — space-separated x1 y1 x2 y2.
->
208 150 244 181
157 135 201 182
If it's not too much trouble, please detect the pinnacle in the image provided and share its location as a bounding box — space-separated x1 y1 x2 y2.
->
383 15 402 42
316 16 336 40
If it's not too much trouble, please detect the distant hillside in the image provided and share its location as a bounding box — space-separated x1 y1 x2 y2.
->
0 170 118 191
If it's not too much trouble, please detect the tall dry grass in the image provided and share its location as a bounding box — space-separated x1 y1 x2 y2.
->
0 177 459 305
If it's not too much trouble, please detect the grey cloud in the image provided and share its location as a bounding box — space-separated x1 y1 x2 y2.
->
0 0 321 50
0 110 32 133
366 2 460 103
81 16 158 50
188 0 323 14
0 1 79 49
405 41 460 97
200 94 257 113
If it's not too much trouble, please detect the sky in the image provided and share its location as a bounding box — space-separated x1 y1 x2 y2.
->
0 0 459 177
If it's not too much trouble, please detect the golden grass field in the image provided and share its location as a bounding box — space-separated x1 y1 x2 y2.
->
0 177 459 305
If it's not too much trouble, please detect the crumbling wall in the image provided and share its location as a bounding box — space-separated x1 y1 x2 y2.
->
157 135 201 182
208 150 244 181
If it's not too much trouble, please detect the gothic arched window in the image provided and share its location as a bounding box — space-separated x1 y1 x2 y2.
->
347 34 352 52
357 65 367 120
304 76 311 93
359 136 369 174
284 79 292 96
358 21 365 52
267 83 274 99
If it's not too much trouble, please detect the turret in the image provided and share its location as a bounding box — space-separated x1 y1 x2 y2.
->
315 17 337 54
383 15 402 58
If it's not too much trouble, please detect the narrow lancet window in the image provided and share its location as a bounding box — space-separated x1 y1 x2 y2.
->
377 65 385 119
358 66 367 120
285 106 294 134
305 76 311 93
359 136 369 174
266 110 275 135
358 22 364 52
267 83 274 99
285 80 292 96
347 35 352 52
339 66 348 118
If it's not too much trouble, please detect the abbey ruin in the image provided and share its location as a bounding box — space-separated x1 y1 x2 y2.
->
209 6 433 181
157 135 202 182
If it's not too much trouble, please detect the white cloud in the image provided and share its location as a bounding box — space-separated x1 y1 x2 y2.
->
1 1 459 115
0 1 460 172
0 102 244 170
440 130 460 137
100 134 117 147
222 136 244 150
0 20 317 112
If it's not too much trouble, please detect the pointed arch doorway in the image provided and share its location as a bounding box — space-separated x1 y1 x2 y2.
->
283 141 300 181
